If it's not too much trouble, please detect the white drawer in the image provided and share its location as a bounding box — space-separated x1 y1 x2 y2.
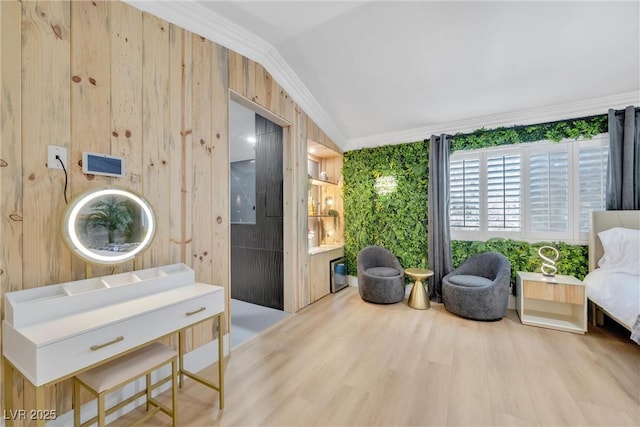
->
25 285 223 385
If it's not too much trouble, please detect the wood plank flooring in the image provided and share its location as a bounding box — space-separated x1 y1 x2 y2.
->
113 287 640 426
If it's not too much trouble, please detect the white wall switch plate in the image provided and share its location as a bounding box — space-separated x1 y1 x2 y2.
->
48 145 68 170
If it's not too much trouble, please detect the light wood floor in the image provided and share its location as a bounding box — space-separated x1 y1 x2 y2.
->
113 287 640 427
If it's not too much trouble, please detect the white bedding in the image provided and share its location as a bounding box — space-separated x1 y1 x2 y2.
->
583 268 640 343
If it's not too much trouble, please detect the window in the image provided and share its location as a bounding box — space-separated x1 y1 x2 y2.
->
450 134 608 244
528 146 569 236
487 154 520 231
450 158 480 230
577 144 608 233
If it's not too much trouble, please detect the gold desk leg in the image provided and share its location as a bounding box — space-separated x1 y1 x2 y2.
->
35 385 45 427
217 312 225 410
176 313 225 409
178 330 185 389
171 358 178 427
4 358 14 427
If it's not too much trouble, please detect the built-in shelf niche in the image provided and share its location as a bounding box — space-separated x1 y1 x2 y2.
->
307 140 343 249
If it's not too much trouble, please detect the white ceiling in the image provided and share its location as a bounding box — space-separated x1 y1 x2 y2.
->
128 1 640 151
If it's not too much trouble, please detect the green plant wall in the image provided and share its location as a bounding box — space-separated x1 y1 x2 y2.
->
451 114 607 152
343 141 428 276
343 115 603 279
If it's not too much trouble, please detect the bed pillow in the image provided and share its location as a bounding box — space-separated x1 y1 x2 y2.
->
598 227 640 275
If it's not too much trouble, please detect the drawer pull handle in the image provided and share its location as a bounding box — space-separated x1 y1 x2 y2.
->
90 336 124 351
186 306 206 316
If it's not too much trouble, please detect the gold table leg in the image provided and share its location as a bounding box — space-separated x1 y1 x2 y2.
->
217 312 225 410
4 358 14 427
3 359 48 427
35 385 45 427
408 278 430 309
176 313 225 409
178 330 185 389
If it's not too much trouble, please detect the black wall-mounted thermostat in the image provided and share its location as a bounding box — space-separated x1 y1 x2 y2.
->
82 152 125 178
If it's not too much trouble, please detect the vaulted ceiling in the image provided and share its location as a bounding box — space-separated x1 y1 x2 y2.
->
127 1 640 151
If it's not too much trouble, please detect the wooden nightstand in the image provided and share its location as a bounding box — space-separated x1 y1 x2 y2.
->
516 272 587 334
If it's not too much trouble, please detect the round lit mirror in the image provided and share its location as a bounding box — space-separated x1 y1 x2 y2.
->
62 186 156 265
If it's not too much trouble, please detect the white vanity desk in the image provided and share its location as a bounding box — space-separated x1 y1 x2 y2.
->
3 263 225 427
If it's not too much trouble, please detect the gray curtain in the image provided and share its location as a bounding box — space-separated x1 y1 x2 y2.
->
606 106 640 210
427 134 452 303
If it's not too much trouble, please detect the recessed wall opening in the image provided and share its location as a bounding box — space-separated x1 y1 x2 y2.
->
230 99 284 311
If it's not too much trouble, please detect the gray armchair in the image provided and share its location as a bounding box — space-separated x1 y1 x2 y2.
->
442 252 511 320
357 246 405 304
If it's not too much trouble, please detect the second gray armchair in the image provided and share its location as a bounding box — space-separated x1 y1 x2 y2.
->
442 251 511 320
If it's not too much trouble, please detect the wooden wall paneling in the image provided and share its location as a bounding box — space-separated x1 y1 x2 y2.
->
279 88 295 125
109 1 176 353
190 34 215 350
252 61 264 103
227 50 239 94
21 1 71 421
68 0 115 414
0 0 22 416
229 54 295 123
286 107 308 312
110 2 143 195
70 1 114 279
169 25 192 266
263 70 274 113
109 1 143 277
0 0 22 293
253 64 274 120
307 116 341 153
210 43 230 334
22 0 72 286
245 58 257 103
228 50 246 97
141 12 171 269
269 73 283 120
321 156 343 185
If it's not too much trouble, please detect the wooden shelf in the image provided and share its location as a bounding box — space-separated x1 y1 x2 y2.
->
309 178 338 186
519 307 585 334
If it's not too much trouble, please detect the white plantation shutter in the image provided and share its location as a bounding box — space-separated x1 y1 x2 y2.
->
450 158 480 230
487 154 521 231
450 134 608 243
529 150 569 232
578 145 608 232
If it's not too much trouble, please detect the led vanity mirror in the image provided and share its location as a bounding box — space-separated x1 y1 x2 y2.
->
62 187 156 265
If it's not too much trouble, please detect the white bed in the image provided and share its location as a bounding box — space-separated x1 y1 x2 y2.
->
585 210 640 343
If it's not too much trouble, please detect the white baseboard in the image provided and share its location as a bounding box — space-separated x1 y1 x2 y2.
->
11 334 230 427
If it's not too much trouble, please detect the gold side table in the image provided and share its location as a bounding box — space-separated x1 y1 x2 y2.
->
405 268 434 309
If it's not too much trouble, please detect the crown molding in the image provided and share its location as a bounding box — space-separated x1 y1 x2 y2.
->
123 0 347 147
344 91 640 151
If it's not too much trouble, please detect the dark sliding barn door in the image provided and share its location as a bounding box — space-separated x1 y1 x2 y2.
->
231 114 283 310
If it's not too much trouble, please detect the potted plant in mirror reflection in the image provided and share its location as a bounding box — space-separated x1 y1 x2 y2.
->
83 196 134 250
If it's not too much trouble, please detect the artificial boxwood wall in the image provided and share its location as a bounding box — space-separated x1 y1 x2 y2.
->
343 141 429 275
343 115 607 281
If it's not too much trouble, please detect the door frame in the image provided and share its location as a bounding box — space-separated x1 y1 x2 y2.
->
229 91 302 313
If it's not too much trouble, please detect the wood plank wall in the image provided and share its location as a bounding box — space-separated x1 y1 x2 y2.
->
0 0 337 422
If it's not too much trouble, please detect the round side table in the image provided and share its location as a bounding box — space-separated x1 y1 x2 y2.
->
405 268 434 309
